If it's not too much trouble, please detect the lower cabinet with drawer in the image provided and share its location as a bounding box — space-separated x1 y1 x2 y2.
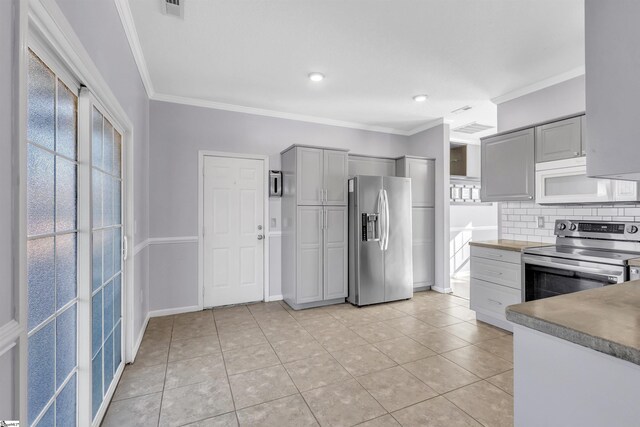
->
470 246 522 331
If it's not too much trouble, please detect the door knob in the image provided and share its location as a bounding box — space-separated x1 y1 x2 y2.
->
257 235 264 240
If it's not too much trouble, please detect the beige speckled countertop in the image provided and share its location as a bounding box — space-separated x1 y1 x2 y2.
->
629 258 640 267
506 281 640 365
469 239 549 252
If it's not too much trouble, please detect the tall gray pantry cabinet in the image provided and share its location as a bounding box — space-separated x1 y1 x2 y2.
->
281 145 349 309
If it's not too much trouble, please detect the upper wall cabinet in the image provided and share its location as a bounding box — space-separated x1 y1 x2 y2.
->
289 145 348 206
481 128 535 202
348 155 396 177
585 0 640 180
396 156 435 207
535 116 584 163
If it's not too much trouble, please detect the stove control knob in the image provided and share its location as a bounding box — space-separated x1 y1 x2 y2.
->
557 223 567 230
628 225 639 234
569 223 577 231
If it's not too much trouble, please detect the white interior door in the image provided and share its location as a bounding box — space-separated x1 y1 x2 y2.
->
203 156 265 307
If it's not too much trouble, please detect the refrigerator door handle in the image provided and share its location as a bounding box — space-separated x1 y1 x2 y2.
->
377 189 385 250
383 189 390 251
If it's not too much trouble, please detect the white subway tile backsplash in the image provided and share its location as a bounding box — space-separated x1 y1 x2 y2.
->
501 201 640 241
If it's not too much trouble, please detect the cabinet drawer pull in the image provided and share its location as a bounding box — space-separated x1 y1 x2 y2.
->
486 253 503 258
488 299 503 305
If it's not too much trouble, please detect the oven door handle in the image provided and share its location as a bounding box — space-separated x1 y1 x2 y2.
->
522 256 624 282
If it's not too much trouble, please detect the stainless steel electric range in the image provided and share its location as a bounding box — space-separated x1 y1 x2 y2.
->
522 220 640 302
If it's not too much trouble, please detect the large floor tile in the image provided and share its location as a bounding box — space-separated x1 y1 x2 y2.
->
414 311 465 328
439 306 476 322
391 396 481 427
262 324 312 344
173 321 218 340
169 334 221 362
102 392 162 427
113 364 166 401
222 343 280 375
402 355 480 394
183 412 238 426
408 330 470 354
486 370 514 396
165 354 227 389
218 326 268 351
331 344 397 377
297 315 344 332
474 335 514 362
350 322 405 343
173 310 214 325
357 414 401 426
271 336 328 363
310 327 368 352
442 322 505 344
441 346 513 379
384 316 437 335
135 339 170 367
302 379 386 426
159 378 234 426
228 365 298 409
236 394 318 426
444 381 514 427
359 305 406 321
284 354 352 392
357 366 438 412
373 336 435 365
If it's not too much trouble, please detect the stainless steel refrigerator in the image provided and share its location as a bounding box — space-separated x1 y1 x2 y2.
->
348 175 413 306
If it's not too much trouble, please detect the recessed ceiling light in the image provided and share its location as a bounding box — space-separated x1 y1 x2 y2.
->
308 72 325 82
413 94 428 102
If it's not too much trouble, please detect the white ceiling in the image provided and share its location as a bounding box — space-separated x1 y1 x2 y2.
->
124 0 585 136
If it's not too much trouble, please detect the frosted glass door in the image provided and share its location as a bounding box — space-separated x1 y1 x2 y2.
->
91 106 123 420
26 49 79 427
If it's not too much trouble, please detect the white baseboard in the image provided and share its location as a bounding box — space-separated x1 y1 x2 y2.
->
266 294 283 302
131 312 150 363
148 305 201 318
431 286 453 294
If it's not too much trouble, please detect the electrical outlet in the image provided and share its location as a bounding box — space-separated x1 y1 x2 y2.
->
537 216 545 228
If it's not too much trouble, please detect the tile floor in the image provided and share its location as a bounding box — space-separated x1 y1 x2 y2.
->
102 291 514 427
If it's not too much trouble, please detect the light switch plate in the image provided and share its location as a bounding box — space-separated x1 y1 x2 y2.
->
537 216 545 228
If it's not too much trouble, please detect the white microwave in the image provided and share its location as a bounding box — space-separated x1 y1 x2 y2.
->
535 158 639 204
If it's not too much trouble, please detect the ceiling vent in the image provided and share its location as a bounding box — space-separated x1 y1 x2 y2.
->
161 0 184 18
451 105 472 114
452 122 494 134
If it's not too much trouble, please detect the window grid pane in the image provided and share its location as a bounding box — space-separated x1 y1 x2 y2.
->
91 110 123 420
27 49 78 427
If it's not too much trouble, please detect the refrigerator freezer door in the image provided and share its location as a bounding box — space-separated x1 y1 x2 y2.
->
351 176 385 305
383 177 414 301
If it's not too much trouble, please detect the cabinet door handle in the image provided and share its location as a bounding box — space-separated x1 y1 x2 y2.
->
488 299 503 305
324 210 328 229
486 253 503 258
481 269 503 276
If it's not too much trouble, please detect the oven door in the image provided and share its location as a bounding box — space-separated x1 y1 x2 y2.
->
522 255 626 302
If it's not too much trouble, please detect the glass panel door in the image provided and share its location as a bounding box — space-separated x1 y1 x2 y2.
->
90 105 123 420
26 49 78 427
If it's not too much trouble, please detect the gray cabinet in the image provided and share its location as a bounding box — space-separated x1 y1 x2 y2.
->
585 0 640 180
323 206 348 300
396 157 435 207
535 116 583 163
295 146 348 205
297 206 323 303
324 150 348 205
348 155 396 177
412 207 435 289
281 145 349 309
481 129 535 202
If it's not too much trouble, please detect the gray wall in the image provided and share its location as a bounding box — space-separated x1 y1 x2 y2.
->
497 75 585 132
406 124 451 292
55 0 150 341
0 0 19 419
149 100 409 311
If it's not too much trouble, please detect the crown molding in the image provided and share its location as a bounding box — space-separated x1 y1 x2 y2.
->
152 92 417 136
114 0 443 137
491 66 585 105
114 0 155 98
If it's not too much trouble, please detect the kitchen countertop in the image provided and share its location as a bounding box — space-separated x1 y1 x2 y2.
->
506 281 640 366
469 239 549 252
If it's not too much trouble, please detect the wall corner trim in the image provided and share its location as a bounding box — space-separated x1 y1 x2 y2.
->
491 66 586 105
130 312 150 364
113 0 155 98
